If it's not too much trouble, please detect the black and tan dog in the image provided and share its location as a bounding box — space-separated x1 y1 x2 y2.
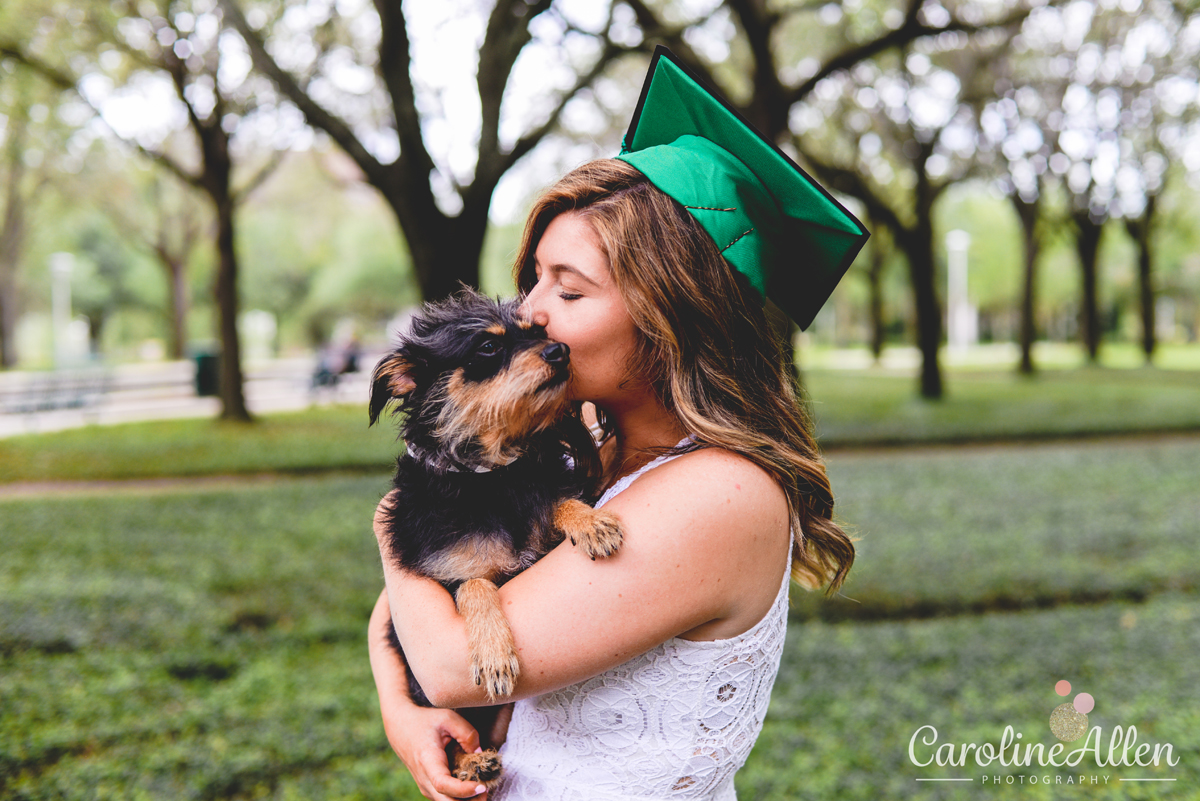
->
369 288 623 787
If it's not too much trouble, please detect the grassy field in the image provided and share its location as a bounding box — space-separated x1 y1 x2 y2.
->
803 367 1200 446
2 365 1199 483
2 435 1196 799
0 407 396 484
800 436 1200 620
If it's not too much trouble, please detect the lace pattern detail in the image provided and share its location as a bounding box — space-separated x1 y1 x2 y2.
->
494 441 791 801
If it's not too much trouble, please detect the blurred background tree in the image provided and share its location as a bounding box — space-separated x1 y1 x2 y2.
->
0 0 1198 412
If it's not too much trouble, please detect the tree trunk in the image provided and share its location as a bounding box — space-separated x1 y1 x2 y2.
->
386 193 489 302
866 232 887 363
0 116 28 369
213 193 250 421
167 256 189 361
905 224 944 399
1125 195 1157 364
1072 210 1104 363
1011 193 1040 375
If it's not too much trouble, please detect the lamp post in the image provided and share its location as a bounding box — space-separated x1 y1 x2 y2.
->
49 252 75 368
945 230 974 353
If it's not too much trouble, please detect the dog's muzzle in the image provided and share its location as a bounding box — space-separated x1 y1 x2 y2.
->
541 342 569 365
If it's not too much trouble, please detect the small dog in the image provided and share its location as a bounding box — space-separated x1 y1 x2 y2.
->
369 288 623 788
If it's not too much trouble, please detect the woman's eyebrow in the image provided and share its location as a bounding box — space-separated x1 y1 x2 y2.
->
538 260 601 287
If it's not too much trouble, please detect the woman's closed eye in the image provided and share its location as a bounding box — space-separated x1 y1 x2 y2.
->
558 291 583 301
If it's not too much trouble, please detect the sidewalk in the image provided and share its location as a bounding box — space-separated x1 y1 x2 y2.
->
0 357 373 438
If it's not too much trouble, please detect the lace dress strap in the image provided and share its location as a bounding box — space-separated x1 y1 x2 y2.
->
595 436 695 510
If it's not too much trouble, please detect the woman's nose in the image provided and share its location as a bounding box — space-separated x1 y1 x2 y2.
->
517 292 549 328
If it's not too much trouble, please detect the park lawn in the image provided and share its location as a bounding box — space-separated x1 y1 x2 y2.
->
743 592 1200 801
0 406 397 484
803 366 1200 447
1 366 1199 483
794 435 1200 621
2 438 1196 799
0 474 415 800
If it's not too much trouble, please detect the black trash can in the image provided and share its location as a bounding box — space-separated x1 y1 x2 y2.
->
194 352 220 397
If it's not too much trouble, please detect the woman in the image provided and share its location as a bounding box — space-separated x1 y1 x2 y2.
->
369 49 866 801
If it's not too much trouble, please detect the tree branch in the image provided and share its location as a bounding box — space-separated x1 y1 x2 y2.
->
0 42 76 90
0 39 203 188
620 0 714 83
218 0 392 190
232 148 288 204
496 39 626 180
372 0 436 185
788 2 1035 104
476 0 555 166
796 139 909 235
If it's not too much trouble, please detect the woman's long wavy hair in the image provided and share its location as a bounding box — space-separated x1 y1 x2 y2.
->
513 159 854 593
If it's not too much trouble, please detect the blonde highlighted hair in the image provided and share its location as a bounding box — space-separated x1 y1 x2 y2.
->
514 159 854 592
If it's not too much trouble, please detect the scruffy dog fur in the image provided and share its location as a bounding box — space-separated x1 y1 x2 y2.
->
369 288 623 788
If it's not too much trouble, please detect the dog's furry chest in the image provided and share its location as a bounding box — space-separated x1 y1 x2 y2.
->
385 453 581 590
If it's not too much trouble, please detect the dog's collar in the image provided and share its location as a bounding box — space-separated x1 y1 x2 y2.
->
403 442 520 474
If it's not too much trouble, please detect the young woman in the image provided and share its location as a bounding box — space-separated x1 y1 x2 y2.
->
367 157 856 800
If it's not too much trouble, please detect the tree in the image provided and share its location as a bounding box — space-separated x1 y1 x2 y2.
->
1110 2 1200 362
100 166 203 360
218 0 1037 395
791 34 1016 398
220 0 633 303
1009 0 1200 363
976 70 1065 374
3 0 290 419
628 0 1038 377
862 216 895 362
0 62 66 368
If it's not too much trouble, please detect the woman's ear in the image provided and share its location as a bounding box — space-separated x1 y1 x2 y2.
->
369 351 417 425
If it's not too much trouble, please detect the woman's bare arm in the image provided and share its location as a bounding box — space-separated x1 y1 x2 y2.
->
367 589 489 800
378 449 790 709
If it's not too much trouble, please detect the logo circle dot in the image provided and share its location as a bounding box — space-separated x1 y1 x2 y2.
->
1049 703 1089 742
1073 693 1094 714
1055 680 1071 696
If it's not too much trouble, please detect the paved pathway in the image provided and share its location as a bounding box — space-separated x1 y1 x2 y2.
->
0 357 375 439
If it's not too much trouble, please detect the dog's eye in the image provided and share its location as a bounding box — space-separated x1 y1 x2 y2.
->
477 339 501 357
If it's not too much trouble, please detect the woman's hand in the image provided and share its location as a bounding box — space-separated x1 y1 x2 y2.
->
369 589 490 800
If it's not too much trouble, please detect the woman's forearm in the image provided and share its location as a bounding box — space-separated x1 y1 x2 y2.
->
375 497 494 708
368 589 490 800
368 589 412 708
379 561 492 708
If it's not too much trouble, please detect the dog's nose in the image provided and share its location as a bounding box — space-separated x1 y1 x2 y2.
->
541 342 569 365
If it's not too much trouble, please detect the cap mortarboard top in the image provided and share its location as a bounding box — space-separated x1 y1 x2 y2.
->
616 46 869 330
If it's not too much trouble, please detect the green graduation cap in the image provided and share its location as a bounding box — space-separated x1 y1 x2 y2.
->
617 46 869 330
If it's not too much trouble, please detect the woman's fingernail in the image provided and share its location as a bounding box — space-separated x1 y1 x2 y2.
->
474 747 483 753
474 785 487 795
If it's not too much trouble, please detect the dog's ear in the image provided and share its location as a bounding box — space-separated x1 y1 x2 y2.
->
369 351 417 425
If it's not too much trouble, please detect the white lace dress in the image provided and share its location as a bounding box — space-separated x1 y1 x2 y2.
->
493 442 792 800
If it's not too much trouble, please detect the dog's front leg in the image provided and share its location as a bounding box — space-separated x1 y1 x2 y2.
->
455 578 519 701
554 499 624 560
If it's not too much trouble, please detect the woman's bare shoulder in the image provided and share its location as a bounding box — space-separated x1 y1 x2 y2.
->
604 446 788 547
641 446 783 500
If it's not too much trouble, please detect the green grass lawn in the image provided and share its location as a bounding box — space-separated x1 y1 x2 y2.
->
0 407 397 484
745 593 1200 800
1 364 1198 483
804 367 1200 447
796 435 1200 621
0 474 411 800
2 437 1195 799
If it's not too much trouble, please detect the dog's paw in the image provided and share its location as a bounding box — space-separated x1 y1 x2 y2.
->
453 748 503 786
578 509 624 560
555 500 625 560
471 645 520 701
